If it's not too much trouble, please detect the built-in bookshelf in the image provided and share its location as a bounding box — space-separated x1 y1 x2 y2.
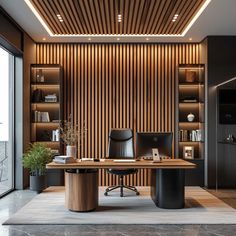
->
30 64 63 156
176 64 205 186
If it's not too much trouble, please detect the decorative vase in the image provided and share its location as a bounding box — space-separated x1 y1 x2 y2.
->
187 113 195 122
66 145 77 159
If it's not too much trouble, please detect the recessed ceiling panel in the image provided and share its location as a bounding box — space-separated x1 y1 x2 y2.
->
26 0 209 36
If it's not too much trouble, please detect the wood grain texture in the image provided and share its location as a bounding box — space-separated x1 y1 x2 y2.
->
47 159 196 170
36 43 200 186
29 0 207 35
65 171 98 211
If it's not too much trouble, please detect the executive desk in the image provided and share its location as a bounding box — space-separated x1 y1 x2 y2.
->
46 159 195 211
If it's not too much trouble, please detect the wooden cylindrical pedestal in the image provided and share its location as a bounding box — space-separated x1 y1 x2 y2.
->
65 169 98 212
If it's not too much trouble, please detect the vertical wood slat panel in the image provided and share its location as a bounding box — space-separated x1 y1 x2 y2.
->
36 43 200 186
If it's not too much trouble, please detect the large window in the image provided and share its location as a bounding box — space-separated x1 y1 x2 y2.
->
0 46 14 196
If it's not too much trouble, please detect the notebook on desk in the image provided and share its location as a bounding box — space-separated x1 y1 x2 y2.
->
113 159 136 163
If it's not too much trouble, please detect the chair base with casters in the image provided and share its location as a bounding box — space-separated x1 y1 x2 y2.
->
104 169 140 197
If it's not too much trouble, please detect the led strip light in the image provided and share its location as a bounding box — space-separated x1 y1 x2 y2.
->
24 0 211 38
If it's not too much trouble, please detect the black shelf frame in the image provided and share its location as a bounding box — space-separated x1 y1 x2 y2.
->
176 64 205 186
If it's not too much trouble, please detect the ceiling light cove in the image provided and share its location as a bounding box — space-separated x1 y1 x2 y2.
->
24 0 211 38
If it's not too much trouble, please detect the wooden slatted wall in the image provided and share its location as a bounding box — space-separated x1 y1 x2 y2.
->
36 43 200 186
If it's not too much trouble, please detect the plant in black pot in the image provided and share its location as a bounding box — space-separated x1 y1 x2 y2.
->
22 143 52 193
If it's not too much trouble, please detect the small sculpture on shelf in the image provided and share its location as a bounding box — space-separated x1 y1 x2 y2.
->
36 69 45 83
225 134 236 143
187 113 195 122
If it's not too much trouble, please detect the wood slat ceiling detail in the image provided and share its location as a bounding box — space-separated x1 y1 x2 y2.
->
30 0 207 35
36 43 200 186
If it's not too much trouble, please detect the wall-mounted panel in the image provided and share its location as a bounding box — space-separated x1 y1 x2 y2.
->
36 43 200 186
0 9 23 53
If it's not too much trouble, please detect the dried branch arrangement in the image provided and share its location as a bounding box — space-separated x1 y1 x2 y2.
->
59 114 87 146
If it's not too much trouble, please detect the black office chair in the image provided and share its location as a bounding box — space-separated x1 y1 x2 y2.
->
104 129 140 197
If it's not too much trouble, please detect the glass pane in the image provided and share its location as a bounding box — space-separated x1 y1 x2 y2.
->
0 47 14 196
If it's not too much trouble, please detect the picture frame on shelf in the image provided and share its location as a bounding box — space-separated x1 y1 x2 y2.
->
183 146 194 159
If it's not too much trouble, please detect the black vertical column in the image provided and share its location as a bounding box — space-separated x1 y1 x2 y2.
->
151 169 185 209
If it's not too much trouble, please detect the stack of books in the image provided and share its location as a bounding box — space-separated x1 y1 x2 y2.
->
53 155 76 164
45 94 57 102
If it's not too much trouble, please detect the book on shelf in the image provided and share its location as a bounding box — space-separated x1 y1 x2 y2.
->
41 112 50 122
53 155 76 164
33 111 50 122
179 129 203 142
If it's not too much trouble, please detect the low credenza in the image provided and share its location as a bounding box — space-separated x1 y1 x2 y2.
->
46 159 196 212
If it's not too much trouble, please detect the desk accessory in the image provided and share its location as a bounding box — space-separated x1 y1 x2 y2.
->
142 156 153 160
113 159 136 163
152 148 161 162
81 158 94 161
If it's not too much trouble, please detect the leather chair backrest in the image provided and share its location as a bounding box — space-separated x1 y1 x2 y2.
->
107 129 134 159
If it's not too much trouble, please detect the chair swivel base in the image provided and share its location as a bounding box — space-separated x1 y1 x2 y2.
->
104 185 140 197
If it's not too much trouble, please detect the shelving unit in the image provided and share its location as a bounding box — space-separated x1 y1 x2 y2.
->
30 64 63 186
176 64 205 186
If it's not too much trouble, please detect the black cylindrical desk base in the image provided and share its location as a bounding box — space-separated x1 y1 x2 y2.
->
151 169 185 209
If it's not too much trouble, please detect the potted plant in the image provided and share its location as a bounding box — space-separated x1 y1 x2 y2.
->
59 115 87 159
22 143 52 193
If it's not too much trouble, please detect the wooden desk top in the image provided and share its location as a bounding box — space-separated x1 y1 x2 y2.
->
46 159 196 169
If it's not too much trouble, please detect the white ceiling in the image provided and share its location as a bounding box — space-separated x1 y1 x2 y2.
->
1 0 236 43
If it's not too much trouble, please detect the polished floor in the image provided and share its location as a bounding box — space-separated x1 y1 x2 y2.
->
0 189 236 236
